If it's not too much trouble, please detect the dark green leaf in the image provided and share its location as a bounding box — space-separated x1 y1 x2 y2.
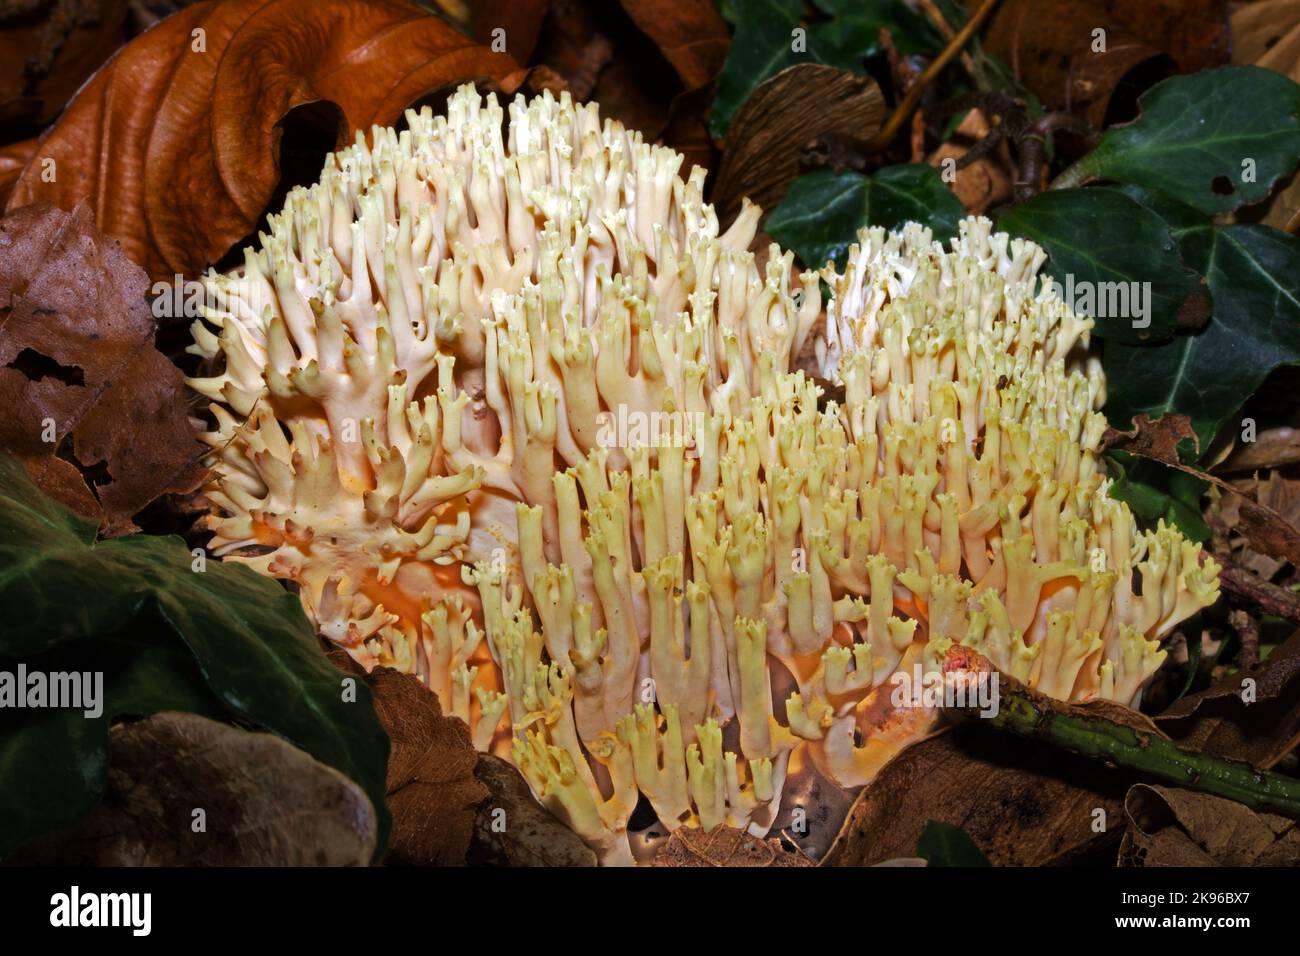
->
807 1 941 64
0 624 228 857
709 0 803 138
767 165 965 269
1105 452 1210 541
0 453 391 859
916 820 991 866
806 17 884 70
0 704 103 858
1177 623 1204 703
997 188 1204 344
1104 225 1300 453
1067 67 1300 215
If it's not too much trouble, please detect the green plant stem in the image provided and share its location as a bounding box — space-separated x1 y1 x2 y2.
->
950 684 1300 819
1048 153 1097 190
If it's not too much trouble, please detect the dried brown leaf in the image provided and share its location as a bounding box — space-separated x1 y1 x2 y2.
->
978 0 1172 127
468 753 597 866
1105 415 1300 568
0 202 205 533
468 0 550 64
616 0 729 91
1101 411 1197 465
824 695 1167 867
1098 0 1231 73
1156 629 1300 769
0 0 129 127
7 0 519 281
712 64 884 227
1216 426 1300 473
652 825 813 867
926 109 1013 215
1119 784 1300 866
1232 0 1300 79
7 711 377 865
1220 471 1300 578
350 662 488 866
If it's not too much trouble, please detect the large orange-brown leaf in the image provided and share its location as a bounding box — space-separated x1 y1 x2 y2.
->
468 0 551 64
7 0 519 281
0 140 35 208
0 202 206 533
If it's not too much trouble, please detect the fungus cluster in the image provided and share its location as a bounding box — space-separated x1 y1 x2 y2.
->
189 85 1220 864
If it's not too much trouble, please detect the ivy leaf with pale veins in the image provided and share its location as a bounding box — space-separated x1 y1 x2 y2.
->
767 166 965 269
997 188 1206 344
1065 66 1300 215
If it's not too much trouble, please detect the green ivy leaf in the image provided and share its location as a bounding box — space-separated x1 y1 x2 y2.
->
1065 67 1300 215
997 188 1205 344
709 0 803 138
766 165 965 269
0 453 391 859
916 820 991 866
1103 224 1300 453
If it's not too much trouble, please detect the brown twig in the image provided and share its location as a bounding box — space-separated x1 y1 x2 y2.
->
863 0 1003 154
1014 111 1093 201
1219 564 1300 625
915 0 977 76
1229 609 1261 669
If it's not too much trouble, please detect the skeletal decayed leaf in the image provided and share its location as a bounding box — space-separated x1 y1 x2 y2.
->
5 0 519 280
1119 785 1300 866
190 82 1220 865
1231 0 1300 232
652 826 813 867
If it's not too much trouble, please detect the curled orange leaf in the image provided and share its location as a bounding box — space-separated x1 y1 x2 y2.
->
8 0 519 280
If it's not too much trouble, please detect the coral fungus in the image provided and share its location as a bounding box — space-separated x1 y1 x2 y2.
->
190 85 1220 864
